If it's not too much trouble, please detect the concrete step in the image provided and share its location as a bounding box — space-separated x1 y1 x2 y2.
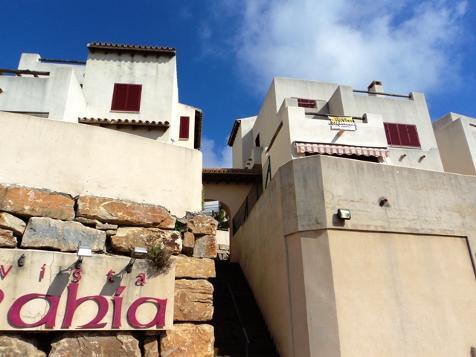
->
211 261 279 356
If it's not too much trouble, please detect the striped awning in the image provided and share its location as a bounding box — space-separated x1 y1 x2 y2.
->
294 142 388 158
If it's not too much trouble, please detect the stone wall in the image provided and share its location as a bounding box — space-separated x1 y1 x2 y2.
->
0 183 217 356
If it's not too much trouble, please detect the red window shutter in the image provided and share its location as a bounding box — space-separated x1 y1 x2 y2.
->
126 84 142 111
111 83 142 111
297 98 316 108
384 122 421 147
384 123 400 146
179 116 190 139
398 124 412 147
111 84 128 111
407 125 420 147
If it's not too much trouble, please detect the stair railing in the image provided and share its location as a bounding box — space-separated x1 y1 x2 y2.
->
226 282 250 356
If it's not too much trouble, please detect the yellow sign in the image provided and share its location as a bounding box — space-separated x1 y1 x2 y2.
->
328 116 356 131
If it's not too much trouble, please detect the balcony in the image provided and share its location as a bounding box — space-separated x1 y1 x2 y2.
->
280 99 389 155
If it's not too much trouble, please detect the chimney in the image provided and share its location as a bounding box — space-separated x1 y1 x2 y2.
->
368 80 384 95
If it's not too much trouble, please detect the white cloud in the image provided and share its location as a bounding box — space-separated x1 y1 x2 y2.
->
214 0 468 94
202 137 232 168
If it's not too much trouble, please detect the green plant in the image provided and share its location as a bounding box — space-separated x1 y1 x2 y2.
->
174 219 187 233
147 243 172 274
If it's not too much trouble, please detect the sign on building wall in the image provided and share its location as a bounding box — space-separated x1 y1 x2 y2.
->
328 116 357 131
0 249 174 330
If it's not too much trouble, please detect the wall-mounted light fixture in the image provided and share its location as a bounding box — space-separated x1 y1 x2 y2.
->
126 247 148 274
337 208 351 220
17 254 25 267
75 245 92 269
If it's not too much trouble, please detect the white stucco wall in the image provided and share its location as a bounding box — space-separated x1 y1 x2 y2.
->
82 52 177 123
261 107 293 181
273 77 338 111
81 51 198 146
174 103 197 149
0 67 86 122
18 53 86 84
433 113 476 175
232 117 257 169
352 91 443 171
232 77 444 185
1 50 201 148
0 112 202 217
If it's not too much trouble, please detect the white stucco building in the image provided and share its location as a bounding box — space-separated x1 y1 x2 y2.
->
433 112 476 175
228 78 444 187
0 42 202 150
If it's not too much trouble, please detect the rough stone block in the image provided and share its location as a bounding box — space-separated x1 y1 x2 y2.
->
74 216 99 227
174 255 216 278
160 323 214 357
0 212 26 235
182 231 195 255
0 185 74 220
106 229 117 237
111 227 182 254
49 333 140 357
21 217 106 252
0 335 45 357
0 229 17 248
186 214 218 235
174 279 214 321
193 234 217 258
77 195 176 228
96 222 119 230
143 336 159 357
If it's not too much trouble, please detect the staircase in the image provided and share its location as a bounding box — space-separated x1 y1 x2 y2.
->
212 261 279 357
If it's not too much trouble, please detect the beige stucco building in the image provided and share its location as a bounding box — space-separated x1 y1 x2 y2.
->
228 77 476 356
0 42 202 150
229 78 444 187
231 154 476 357
433 112 476 175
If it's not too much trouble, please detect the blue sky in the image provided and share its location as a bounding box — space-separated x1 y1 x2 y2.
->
1 0 475 167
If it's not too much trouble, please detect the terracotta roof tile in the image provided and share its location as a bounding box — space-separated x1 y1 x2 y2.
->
202 168 262 184
78 117 170 128
87 42 176 56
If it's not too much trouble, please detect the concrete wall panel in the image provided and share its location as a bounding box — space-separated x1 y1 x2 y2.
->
0 113 202 216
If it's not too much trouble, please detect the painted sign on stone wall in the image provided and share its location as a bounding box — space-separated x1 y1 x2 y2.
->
0 249 174 330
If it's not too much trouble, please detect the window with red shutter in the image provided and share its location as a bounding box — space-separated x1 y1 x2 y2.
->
406 125 421 147
111 83 142 112
398 124 412 147
383 122 421 148
297 98 317 108
179 116 190 139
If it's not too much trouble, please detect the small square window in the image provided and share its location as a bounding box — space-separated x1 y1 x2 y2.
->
297 98 317 108
384 122 421 148
111 83 142 112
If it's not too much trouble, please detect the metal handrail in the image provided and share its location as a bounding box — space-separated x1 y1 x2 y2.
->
303 112 365 121
40 58 86 65
0 68 50 77
227 282 250 357
353 89 411 99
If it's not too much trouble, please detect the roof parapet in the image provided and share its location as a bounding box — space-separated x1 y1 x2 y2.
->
87 42 176 56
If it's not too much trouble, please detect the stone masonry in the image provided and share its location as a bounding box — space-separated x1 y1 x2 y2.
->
0 183 218 357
